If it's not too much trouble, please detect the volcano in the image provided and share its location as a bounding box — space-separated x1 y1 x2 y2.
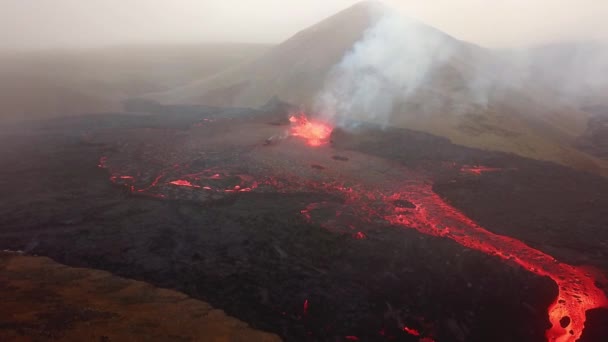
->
150 1 607 175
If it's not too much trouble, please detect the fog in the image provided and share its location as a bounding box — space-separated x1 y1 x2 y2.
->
2 0 607 50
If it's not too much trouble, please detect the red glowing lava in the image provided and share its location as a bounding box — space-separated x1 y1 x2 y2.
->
289 113 333 147
98 157 259 197
403 326 421 337
169 180 200 188
378 185 607 342
354 231 366 240
284 178 606 342
98 153 607 341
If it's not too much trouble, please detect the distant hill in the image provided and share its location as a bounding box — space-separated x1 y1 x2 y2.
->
150 1 607 174
0 43 271 121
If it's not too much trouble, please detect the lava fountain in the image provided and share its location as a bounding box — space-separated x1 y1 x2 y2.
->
288 113 333 146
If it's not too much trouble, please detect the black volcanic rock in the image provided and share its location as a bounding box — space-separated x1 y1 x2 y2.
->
1 109 607 341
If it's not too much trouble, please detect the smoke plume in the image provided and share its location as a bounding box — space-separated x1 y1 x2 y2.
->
314 3 608 128
314 7 458 127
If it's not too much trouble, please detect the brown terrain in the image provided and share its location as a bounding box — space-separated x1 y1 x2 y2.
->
0 252 280 342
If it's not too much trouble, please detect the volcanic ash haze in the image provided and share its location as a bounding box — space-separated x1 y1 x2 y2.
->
153 1 607 175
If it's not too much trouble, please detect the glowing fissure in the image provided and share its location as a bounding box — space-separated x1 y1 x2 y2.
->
288 113 333 146
98 157 258 195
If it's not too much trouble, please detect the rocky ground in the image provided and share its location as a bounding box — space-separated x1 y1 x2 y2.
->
0 103 607 341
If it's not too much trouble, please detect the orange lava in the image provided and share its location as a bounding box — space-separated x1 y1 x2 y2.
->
288 114 333 147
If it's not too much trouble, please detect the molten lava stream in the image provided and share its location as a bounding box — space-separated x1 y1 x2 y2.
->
381 184 608 342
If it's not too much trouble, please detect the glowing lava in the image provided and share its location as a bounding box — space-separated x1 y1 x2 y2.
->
354 231 366 240
403 326 421 337
344 183 607 342
281 178 607 342
169 180 200 188
98 157 258 196
288 113 333 147
98 153 607 341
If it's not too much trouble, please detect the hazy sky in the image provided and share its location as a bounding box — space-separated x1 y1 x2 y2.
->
2 0 607 50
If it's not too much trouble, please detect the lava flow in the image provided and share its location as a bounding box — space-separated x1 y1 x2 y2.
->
288 113 333 146
379 185 608 342
98 139 607 341
312 181 608 342
276 175 607 341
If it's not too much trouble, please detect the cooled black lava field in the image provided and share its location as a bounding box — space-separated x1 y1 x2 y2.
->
1 103 607 342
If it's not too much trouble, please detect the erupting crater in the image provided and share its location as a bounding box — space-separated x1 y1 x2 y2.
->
288 113 333 146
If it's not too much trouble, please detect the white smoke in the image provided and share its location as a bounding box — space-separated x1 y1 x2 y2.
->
314 4 608 129
314 9 457 127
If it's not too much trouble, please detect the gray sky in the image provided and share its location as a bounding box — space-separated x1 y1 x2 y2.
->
2 0 607 50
